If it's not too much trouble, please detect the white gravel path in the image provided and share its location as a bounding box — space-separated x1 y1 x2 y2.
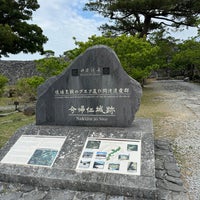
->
150 80 200 200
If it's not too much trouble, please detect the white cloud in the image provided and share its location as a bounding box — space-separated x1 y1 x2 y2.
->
3 0 106 60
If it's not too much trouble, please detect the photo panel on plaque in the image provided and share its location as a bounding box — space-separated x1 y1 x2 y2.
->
118 154 130 160
127 144 138 151
127 162 137 172
96 152 107 159
93 161 105 169
108 163 120 171
82 151 93 159
86 140 101 149
79 160 91 168
28 148 58 167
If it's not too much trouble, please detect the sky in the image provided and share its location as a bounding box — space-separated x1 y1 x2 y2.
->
2 0 198 61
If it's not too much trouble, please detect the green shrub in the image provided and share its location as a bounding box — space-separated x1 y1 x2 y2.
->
16 76 44 100
36 57 69 79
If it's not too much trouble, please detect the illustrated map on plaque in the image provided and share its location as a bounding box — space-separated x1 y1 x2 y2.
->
0 135 66 167
76 137 141 175
36 45 142 127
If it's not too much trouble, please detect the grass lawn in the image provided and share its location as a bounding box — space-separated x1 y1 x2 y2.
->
0 112 35 148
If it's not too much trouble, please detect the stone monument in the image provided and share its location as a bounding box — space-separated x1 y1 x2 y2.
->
0 45 157 199
36 45 142 127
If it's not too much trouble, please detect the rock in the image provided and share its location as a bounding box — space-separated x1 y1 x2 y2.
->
164 162 180 172
155 140 170 150
155 170 166 179
0 192 22 200
0 183 4 193
20 185 35 193
155 150 173 156
167 170 181 178
36 45 142 127
166 181 186 192
184 77 190 82
21 190 48 200
23 105 35 116
171 191 189 200
157 188 171 200
46 190 76 200
155 160 164 170
165 175 183 186
74 191 107 200
157 179 185 192
107 196 124 200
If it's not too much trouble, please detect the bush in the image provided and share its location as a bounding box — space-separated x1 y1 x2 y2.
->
36 57 69 79
0 74 8 96
16 76 45 100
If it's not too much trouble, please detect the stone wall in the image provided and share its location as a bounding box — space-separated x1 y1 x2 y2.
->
0 61 40 85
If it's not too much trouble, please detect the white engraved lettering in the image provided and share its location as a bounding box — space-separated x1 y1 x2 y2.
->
69 106 77 114
78 105 85 114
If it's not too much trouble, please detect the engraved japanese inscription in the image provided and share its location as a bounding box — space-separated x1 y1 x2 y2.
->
36 45 142 127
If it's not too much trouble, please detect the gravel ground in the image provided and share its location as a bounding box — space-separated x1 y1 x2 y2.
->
149 80 200 200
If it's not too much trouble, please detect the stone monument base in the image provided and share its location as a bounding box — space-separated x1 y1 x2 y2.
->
0 118 156 199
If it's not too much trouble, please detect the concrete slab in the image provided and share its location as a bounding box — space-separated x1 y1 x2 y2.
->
0 118 156 198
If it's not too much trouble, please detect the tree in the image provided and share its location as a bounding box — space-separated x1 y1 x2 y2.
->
36 57 70 79
84 0 200 37
0 0 48 57
149 30 179 68
65 34 159 83
172 39 200 80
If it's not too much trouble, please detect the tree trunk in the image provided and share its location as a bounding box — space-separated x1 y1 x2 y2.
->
139 16 151 38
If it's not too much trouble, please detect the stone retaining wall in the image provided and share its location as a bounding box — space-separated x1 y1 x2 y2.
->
155 140 188 199
0 61 40 85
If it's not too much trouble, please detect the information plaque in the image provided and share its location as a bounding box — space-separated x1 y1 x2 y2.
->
76 137 141 175
1 135 66 167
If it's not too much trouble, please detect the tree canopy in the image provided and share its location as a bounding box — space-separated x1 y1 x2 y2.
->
0 0 48 57
85 0 200 37
36 57 70 79
65 34 159 83
149 30 179 68
171 39 200 79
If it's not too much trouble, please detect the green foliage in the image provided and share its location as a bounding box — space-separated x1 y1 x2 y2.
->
85 0 200 37
0 0 48 57
16 76 44 100
36 57 70 79
172 39 200 79
149 30 179 68
65 34 159 83
0 74 8 96
173 40 200 68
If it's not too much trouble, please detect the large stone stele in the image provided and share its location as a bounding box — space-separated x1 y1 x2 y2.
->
36 45 142 127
